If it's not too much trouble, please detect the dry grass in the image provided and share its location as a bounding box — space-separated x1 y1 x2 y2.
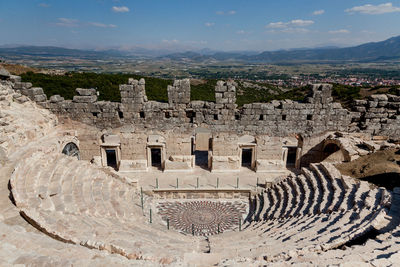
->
0 63 40 75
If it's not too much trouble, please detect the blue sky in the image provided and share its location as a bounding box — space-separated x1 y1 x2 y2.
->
1 0 400 51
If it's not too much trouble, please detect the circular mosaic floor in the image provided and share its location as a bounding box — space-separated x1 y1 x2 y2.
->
157 201 247 236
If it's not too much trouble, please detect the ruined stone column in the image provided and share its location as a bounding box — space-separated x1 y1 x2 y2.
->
119 78 147 119
167 79 191 108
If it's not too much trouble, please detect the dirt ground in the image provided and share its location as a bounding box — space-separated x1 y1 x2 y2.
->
336 148 400 190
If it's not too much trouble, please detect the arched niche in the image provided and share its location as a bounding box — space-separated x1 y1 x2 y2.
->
62 142 80 160
321 140 349 162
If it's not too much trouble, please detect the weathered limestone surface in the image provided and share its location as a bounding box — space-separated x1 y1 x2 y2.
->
13 78 400 140
0 67 10 78
0 81 57 159
352 93 400 136
11 78 400 172
2 78 400 266
168 79 190 107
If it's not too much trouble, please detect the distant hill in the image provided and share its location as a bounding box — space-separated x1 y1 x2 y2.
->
0 46 129 59
245 36 400 63
162 36 400 63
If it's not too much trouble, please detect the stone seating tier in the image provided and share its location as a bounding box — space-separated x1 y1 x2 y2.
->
10 151 197 263
8 144 400 265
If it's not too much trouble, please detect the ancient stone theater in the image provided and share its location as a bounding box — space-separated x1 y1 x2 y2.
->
1 67 400 265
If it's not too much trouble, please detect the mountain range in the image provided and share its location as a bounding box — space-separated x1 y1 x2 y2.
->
0 35 399 63
162 36 400 63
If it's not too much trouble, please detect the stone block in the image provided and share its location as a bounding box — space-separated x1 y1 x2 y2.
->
369 94 388 102
119 160 147 172
73 95 97 103
49 95 64 103
76 88 96 96
0 67 10 78
128 78 138 85
33 94 47 102
388 94 400 102
354 99 368 105
256 159 285 173
30 87 44 95
355 106 366 113
103 134 120 144
225 104 237 109
9 75 21 83
368 101 378 108
119 84 134 91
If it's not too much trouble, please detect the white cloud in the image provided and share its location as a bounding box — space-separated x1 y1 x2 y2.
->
329 29 350 34
313 9 325 15
290 19 314 27
266 19 314 34
205 22 215 27
216 10 236 15
345 3 400 14
55 18 79 27
55 18 116 29
266 19 314 29
38 3 50 8
267 22 287 29
237 30 246 34
88 22 117 28
112 6 130 13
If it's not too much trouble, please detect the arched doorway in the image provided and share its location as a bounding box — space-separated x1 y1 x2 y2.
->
62 142 80 160
322 143 344 162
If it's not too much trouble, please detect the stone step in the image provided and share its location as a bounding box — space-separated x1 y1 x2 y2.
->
274 182 286 219
310 164 334 213
280 181 295 217
37 156 69 198
302 168 324 214
263 189 275 220
296 174 312 216
287 177 301 217
268 185 282 219
259 190 269 221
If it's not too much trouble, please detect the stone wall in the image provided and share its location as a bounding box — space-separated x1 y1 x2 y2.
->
8 76 400 172
211 133 240 172
12 80 362 137
352 94 400 137
12 79 400 139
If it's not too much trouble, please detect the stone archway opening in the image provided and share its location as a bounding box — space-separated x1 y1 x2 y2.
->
62 142 80 160
322 143 345 162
